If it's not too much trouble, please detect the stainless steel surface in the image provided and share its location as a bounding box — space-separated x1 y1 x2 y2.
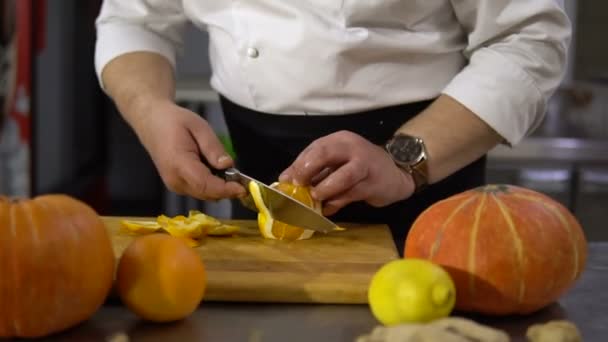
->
487 137 608 242
488 137 608 163
47 242 608 342
575 167 608 241
223 168 338 233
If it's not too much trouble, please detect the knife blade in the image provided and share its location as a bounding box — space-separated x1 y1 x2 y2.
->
220 167 338 233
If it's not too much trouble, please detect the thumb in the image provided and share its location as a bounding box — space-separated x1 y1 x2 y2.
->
189 116 234 169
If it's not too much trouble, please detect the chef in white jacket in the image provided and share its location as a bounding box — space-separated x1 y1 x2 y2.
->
94 1 571 248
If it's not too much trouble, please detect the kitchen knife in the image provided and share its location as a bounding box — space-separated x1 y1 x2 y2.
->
217 167 339 233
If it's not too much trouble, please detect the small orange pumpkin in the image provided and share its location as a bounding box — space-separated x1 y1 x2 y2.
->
0 195 115 338
404 184 587 315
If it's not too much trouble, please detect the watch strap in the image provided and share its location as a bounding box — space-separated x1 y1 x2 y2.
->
410 158 429 193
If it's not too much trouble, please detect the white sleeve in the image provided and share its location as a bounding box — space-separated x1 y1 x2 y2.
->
442 0 571 145
94 0 188 90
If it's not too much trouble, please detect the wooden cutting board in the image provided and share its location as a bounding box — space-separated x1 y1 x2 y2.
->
102 216 399 304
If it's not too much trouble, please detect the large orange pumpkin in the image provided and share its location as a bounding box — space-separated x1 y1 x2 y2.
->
0 194 115 338
404 184 587 315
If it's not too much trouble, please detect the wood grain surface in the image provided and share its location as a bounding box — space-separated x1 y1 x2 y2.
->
103 216 399 304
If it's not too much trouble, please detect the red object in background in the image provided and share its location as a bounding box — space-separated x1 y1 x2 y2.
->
0 0 46 196
2 0 110 209
9 0 32 142
9 0 44 143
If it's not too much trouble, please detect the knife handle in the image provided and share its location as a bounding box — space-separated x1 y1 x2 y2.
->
200 157 242 183
200 157 226 178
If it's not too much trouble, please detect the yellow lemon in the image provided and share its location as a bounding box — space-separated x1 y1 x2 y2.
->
368 259 456 326
249 181 320 240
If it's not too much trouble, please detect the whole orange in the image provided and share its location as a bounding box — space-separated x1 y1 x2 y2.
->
116 234 206 322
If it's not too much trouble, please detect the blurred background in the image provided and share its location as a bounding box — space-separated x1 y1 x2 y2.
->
1 1 607 240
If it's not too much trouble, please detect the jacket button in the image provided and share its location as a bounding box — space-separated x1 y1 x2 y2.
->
246 47 259 58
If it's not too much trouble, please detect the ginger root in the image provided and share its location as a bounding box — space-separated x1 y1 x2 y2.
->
526 320 582 342
356 317 510 342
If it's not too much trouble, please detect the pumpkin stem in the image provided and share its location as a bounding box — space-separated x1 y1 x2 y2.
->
476 184 510 194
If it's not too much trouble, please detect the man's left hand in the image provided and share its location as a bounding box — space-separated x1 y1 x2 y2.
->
279 131 415 216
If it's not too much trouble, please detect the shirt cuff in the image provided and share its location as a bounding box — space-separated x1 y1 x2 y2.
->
442 48 544 146
94 22 178 91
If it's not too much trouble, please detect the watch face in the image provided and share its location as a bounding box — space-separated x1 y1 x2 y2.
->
387 135 423 164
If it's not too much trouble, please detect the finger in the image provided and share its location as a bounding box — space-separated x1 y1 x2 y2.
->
281 139 349 186
279 139 330 184
160 172 189 196
310 167 334 186
188 116 233 169
179 154 246 200
310 161 367 201
322 182 369 216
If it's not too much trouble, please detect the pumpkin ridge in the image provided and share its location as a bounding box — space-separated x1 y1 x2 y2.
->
9 200 17 239
0 200 7 336
492 193 526 305
430 195 479 259
36 199 69 325
38 198 82 329
512 193 579 282
9 203 21 336
19 200 45 333
21 201 41 249
42 198 82 246
6 200 21 335
468 193 487 297
439 193 473 203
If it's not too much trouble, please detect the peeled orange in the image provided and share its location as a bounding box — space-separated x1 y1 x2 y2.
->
116 234 206 322
249 181 321 240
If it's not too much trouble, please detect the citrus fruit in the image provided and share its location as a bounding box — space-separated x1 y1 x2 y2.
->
207 224 240 236
249 181 321 240
120 220 162 234
188 210 240 236
154 215 205 246
116 234 206 322
156 215 206 239
120 210 240 244
368 259 456 326
187 210 221 228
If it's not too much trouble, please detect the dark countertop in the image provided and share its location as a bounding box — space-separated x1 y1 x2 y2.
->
49 243 608 342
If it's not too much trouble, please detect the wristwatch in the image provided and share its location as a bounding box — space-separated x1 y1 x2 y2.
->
384 133 429 193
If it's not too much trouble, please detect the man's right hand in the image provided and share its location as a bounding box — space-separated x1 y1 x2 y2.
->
132 100 246 200
99 51 244 200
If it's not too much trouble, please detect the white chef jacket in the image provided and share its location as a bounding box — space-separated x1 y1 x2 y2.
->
94 0 571 145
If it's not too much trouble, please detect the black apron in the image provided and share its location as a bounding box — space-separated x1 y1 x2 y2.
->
219 95 486 254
